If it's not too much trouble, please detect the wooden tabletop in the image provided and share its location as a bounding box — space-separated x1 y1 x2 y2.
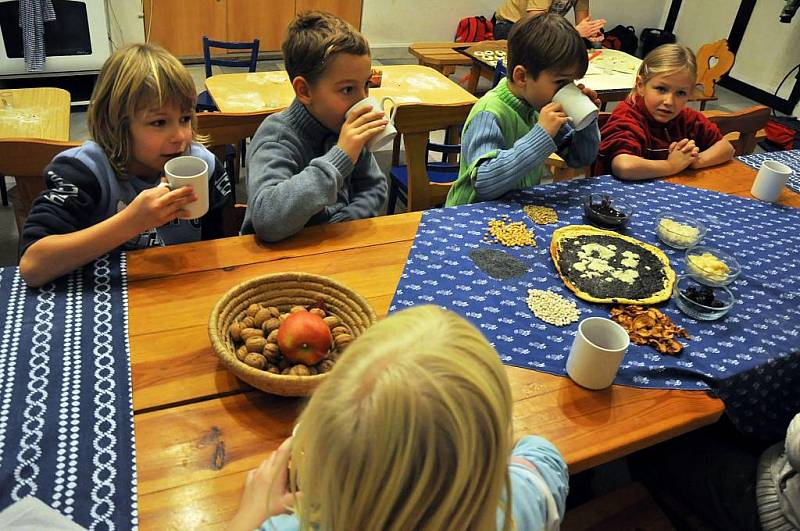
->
204 64 477 113
0 87 71 141
0 87 70 142
408 41 473 71
130 160 800 529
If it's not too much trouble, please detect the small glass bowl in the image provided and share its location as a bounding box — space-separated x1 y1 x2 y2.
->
673 275 735 321
656 212 706 249
583 194 634 229
685 246 741 287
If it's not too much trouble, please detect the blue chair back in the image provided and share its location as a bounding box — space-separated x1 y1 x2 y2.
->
202 36 260 78
492 58 507 88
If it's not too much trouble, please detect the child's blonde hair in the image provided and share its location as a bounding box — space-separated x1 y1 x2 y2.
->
290 305 515 531
87 43 200 176
629 43 698 101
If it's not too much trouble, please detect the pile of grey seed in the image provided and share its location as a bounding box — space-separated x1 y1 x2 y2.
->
526 289 581 326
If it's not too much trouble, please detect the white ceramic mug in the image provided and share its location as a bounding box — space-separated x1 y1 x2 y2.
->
751 159 792 203
163 156 209 219
566 317 630 390
552 83 598 131
346 96 397 151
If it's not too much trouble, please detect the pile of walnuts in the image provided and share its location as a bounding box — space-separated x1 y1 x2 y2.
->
228 303 354 376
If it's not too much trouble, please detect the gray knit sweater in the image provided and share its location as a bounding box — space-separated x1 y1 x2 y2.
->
242 99 387 242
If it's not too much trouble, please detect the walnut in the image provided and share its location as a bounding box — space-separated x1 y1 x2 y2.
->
334 334 353 348
241 316 256 329
236 345 249 362
246 336 267 353
262 317 281 334
309 307 327 318
323 315 341 328
288 364 311 376
240 328 264 341
266 364 281 374
262 343 281 363
253 308 271 328
266 306 281 318
317 359 336 373
266 329 279 344
290 305 308 313
331 325 350 337
229 322 243 342
244 353 266 369
246 304 262 318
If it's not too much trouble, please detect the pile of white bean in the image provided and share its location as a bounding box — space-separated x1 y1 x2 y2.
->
525 289 581 326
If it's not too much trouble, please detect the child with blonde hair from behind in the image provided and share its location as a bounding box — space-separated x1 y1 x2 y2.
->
230 305 568 531
595 44 734 179
20 43 231 287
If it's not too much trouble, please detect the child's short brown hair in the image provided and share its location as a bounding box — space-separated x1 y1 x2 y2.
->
282 10 370 85
507 12 588 80
88 43 200 176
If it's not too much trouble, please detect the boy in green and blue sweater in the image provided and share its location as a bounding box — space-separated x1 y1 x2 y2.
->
446 13 600 206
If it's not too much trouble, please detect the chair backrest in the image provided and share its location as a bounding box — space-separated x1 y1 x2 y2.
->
202 36 260 78
493 59 507 88
695 39 735 98
703 105 770 156
392 102 474 211
196 110 272 162
0 138 80 236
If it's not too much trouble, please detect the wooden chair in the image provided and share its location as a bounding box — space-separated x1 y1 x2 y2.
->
691 39 735 110
0 138 80 238
196 110 271 232
703 105 770 156
562 482 677 531
389 102 474 212
195 110 271 203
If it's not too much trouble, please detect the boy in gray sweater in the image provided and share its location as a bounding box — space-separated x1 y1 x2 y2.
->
241 11 388 242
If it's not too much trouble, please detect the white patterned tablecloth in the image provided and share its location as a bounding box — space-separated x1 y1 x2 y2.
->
0 253 137 530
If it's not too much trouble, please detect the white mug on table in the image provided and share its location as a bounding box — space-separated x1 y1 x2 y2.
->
163 156 209 219
345 96 397 151
751 159 792 203
566 317 630 390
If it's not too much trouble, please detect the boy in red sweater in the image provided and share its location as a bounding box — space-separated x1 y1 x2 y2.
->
595 44 734 179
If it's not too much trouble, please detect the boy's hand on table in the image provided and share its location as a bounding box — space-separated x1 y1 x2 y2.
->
124 184 197 232
576 83 601 108
337 105 388 163
539 102 569 138
230 437 300 531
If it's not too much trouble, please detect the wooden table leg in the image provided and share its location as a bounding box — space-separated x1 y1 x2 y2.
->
467 63 481 94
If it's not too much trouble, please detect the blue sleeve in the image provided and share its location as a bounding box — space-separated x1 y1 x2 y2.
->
259 513 299 531
505 435 569 529
463 111 557 202
556 118 600 168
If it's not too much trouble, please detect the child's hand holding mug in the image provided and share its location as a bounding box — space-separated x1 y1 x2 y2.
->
123 184 197 232
337 98 393 163
538 102 570 138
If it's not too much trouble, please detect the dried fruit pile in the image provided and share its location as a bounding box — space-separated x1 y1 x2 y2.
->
610 305 690 354
523 205 558 224
228 303 354 376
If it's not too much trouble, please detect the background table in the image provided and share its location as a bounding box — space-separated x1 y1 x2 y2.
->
205 65 477 114
0 88 71 141
124 160 800 529
408 42 472 76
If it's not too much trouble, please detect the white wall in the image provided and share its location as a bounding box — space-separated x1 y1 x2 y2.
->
673 0 800 117
362 0 669 47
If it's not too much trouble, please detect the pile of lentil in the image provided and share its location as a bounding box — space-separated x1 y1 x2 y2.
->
483 215 536 247
523 205 558 224
526 288 581 326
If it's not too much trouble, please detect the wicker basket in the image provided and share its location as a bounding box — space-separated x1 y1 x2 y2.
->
209 272 377 396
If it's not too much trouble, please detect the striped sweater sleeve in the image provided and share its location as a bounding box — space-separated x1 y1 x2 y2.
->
465 111 557 202
557 118 601 168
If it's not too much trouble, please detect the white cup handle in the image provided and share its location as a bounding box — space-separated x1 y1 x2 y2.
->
381 96 396 122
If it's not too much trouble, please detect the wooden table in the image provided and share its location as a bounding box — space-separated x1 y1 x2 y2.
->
408 41 473 76
0 87 71 140
204 64 477 113
130 159 799 529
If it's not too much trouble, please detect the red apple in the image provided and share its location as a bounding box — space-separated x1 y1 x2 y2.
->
277 311 332 366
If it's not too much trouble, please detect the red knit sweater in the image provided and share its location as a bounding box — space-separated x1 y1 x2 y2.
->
594 96 723 176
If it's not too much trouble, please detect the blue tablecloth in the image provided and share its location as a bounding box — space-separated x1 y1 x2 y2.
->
738 149 800 194
0 254 137 530
389 176 800 401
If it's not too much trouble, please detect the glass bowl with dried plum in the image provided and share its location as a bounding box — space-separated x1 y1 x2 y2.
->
685 245 741 287
583 194 634 229
673 275 735 321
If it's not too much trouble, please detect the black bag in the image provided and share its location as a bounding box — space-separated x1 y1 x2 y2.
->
602 25 637 56
640 28 676 58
